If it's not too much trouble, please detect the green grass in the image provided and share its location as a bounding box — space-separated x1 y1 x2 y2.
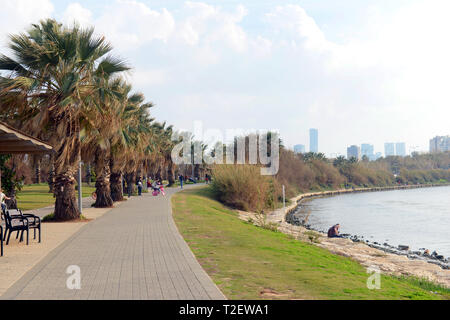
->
172 187 450 300
15 183 96 211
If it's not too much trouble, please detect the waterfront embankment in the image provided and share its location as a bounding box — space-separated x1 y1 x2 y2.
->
237 183 450 288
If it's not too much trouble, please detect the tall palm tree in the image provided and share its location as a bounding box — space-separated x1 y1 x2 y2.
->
81 77 128 207
0 19 129 220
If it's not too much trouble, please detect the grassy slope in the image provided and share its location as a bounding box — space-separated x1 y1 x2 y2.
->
172 187 449 300
15 183 96 211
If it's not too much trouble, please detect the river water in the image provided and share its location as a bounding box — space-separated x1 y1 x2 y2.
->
290 186 450 258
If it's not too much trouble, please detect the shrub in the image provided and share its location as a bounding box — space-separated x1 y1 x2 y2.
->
211 165 273 212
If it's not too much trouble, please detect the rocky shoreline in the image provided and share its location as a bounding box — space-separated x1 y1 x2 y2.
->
286 212 450 270
238 183 450 288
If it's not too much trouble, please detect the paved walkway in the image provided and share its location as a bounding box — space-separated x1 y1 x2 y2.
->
2 186 225 300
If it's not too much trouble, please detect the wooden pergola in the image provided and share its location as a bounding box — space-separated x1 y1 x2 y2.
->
0 121 53 188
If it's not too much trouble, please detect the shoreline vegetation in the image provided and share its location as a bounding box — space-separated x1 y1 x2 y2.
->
172 188 450 299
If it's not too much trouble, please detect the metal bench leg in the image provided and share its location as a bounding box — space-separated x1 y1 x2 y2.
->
38 225 41 243
6 230 11 245
34 228 36 240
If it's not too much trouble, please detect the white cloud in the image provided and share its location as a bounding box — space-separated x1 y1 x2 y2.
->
62 3 93 27
265 5 333 53
177 2 249 53
65 0 176 52
0 0 53 46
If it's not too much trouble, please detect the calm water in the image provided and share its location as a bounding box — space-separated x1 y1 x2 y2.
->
291 186 450 258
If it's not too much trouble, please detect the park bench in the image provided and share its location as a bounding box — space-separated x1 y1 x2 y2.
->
1 206 41 246
3 210 29 245
8 209 41 243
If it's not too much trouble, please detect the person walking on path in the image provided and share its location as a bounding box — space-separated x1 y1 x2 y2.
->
137 178 143 196
178 174 184 189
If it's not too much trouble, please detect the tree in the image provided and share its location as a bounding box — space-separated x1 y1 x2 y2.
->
0 20 128 220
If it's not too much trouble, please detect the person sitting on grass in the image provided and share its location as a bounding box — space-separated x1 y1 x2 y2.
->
327 224 343 238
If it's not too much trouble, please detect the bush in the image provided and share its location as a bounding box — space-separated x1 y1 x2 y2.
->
211 165 274 212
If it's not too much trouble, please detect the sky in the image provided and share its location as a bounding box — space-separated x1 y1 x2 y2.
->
1 0 449 157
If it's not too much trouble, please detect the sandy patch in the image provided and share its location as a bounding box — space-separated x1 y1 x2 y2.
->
0 205 118 296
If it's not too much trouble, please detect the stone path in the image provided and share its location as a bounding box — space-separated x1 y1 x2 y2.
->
1 186 225 300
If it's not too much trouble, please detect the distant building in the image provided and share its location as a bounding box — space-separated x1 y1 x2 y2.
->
395 142 406 157
294 144 306 154
384 143 395 157
361 144 374 160
309 128 318 153
347 145 361 160
430 136 450 153
374 152 383 160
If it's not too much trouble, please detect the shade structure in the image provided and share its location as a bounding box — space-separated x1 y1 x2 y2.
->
0 121 53 155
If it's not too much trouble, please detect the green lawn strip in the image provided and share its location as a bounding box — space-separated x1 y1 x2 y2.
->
172 187 449 300
15 183 96 211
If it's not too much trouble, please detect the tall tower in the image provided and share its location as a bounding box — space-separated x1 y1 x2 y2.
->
309 128 318 153
384 143 395 157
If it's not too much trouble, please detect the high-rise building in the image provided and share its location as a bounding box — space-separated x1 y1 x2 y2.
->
374 152 383 160
309 128 318 153
395 142 406 157
347 145 361 160
430 136 450 153
361 144 374 160
384 143 395 157
294 144 306 154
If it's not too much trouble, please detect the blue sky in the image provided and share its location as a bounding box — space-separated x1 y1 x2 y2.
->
1 0 449 156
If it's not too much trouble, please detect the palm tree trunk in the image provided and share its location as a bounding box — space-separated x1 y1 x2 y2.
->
125 171 135 196
34 158 41 184
155 166 162 181
94 146 113 208
110 172 123 201
167 160 175 186
85 162 92 186
110 156 123 201
48 155 55 193
194 164 200 179
53 116 80 221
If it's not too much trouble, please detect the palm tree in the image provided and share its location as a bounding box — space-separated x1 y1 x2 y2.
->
0 19 129 220
112 92 154 198
150 122 178 186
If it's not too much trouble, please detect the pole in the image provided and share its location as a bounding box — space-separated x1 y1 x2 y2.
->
282 185 286 212
78 161 83 214
121 174 123 196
